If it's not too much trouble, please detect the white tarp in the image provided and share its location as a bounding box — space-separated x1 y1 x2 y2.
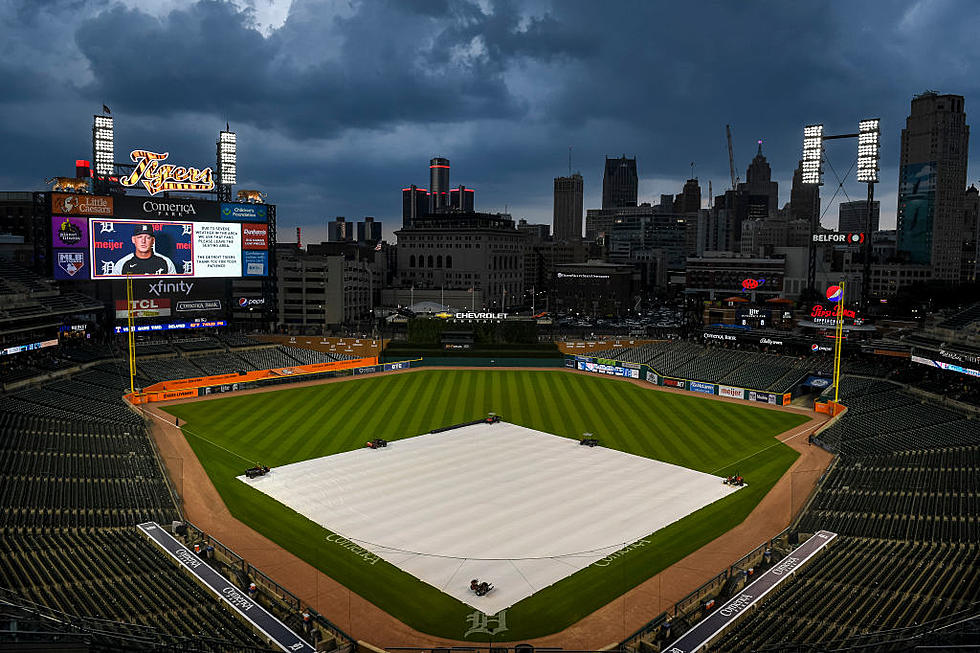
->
240 422 741 614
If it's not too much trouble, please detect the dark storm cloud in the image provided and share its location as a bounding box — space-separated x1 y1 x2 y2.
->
1 0 978 236
71 0 588 137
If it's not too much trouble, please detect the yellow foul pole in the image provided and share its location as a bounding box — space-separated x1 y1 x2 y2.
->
126 276 136 395
832 282 845 405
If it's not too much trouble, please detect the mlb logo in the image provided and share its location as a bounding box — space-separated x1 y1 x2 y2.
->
58 252 85 277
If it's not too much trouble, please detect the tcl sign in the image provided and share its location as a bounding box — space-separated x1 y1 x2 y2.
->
115 298 171 319
116 299 170 311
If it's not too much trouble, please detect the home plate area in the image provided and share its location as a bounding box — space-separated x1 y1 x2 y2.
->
238 422 742 614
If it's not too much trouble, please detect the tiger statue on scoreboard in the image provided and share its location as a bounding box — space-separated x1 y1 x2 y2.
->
236 189 267 203
46 177 91 193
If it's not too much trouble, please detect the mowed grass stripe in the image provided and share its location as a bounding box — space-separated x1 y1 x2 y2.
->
165 369 809 641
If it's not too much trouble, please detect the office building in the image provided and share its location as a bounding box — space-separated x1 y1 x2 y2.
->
327 216 353 242
838 200 880 234
449 185 475 212
789 160 820 224
896 92 970 281
738 142 779 220
555 261 633 315
517 219 550 242
675 178 701 214
964 185 979 282
402 185 430 228
685 253 786 300
276 248 375 330
602 156 638 209
429 157 451 213
357 217 382 243
553 173 584 241
395 212 527 310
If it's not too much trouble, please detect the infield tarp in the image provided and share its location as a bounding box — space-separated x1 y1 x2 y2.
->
239 422 743 614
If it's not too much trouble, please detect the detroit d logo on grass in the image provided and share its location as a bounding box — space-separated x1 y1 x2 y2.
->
464 609 508 637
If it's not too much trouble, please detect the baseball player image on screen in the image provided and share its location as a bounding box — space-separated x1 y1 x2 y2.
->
112 223 178 275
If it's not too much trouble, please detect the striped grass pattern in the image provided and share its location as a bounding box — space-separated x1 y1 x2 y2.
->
166 370 807 640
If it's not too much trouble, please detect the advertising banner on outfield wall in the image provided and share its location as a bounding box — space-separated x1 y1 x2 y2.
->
748 390 778 404
663 378 686 389
646 370 659 385
688 381 716 394
576 360 640 378
718 385 745 399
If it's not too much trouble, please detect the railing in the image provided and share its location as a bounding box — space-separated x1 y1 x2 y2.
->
618 526 793 652
179 520 355 652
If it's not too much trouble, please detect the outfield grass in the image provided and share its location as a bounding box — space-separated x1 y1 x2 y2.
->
165 369 808 641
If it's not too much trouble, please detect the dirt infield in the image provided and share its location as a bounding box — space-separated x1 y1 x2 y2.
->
143 367 832 648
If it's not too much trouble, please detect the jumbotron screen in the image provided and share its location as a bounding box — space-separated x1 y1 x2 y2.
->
51 196 269 280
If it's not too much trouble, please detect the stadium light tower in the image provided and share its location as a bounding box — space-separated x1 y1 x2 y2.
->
92 114 114 178
856 118 880 308
801 124 824 185
799 118 880 306
216 128 237 202
800 124 824 300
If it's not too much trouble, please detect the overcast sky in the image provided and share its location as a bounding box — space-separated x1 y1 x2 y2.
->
2 0 977 243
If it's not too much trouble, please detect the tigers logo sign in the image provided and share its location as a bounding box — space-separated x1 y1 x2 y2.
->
120 150 214 195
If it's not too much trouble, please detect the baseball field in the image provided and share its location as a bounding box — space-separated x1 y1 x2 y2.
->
164 369 809 640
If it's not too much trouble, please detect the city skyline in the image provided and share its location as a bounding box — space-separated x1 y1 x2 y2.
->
1 0 978 243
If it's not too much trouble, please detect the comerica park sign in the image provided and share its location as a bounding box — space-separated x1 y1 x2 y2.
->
120 150 215 195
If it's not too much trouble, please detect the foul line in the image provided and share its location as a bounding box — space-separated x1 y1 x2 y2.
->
142 406 257 466
709 420 819 475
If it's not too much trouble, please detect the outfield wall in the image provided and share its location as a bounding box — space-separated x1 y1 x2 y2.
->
128 356 388 404
566 355 794 406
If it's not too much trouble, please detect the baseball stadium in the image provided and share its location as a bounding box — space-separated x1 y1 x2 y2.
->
1 113 978 653
3 268 979 651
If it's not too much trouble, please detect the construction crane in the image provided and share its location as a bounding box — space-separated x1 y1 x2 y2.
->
726 124 739 190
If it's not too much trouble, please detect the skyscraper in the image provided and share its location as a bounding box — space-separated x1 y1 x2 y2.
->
429 157 451 213
402 185 429 228
553 173 583 241
449 185 475 212
602 156 638 209
839 200 880 234
676 178 701 214
963 185 979 283
357 217 382 243
327 216 352 242
790 160 820 224
896 92 970 281
738 142 778 220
